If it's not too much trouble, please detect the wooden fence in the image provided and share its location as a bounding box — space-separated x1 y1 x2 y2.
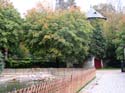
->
9 68 96 93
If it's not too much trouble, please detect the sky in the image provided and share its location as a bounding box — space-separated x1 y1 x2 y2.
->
10 0 125 17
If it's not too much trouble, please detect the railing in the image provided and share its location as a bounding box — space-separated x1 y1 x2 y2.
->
8 68 96 93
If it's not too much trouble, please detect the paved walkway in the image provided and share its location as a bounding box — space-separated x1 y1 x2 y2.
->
79 70 125 93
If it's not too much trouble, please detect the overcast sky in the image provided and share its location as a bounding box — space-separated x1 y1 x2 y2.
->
10 0 125 16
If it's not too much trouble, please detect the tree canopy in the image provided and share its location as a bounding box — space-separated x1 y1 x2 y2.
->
24 7 93 65
0 1 125 68
0 0 23 60
94 3 125 67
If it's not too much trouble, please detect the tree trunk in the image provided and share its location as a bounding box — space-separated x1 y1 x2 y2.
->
4 48 8 60
56 57 59 68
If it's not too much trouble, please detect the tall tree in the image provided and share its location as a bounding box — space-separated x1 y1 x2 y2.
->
67 0 76 7
24 4 93 67
94 3 124 67
115 14 125 60
0 0 23 60
89 19 106 59
56 0 75 10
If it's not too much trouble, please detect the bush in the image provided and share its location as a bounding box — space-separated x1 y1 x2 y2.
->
6 58 32 68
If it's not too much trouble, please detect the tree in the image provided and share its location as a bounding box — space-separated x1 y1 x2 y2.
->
24 5 93 67
115 15 125 60
0 0 23 60
94 3 124 67
56 0 75 10
89 19 106 59
67 0 76 7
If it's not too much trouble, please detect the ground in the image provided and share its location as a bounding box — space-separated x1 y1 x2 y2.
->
79 69 125 93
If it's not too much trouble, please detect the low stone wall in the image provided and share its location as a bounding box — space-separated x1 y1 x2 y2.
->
9 68 96 93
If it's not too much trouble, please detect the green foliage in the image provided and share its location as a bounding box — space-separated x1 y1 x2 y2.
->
24 10 93 65
115 21 125 60
6 58 32 68
93 3 125 67
89 19 106 59
0 0 28 59
2 1 125 68
0 4 21 47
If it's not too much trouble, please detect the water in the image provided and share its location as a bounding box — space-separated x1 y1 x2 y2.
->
0 81 32 93
0 80 43 93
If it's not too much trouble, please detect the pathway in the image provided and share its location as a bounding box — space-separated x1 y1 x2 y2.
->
79 70 125 93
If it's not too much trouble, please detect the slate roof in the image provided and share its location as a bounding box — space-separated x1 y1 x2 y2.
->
86 8 107 20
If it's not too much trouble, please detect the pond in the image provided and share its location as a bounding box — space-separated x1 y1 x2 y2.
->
0 80 44 93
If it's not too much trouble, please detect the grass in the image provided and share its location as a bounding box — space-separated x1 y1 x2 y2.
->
76 77 96 93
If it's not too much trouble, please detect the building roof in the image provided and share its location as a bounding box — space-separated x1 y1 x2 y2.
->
86 8 107 20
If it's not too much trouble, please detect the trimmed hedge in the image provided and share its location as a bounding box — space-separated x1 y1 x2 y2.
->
5 59 66 68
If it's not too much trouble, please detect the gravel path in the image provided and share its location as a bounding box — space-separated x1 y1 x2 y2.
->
79 70 125 93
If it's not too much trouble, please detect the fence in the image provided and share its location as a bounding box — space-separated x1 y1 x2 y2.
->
8 68 96 93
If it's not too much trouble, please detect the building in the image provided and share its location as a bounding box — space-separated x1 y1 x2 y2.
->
84 8 106 69
86 8 107 20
